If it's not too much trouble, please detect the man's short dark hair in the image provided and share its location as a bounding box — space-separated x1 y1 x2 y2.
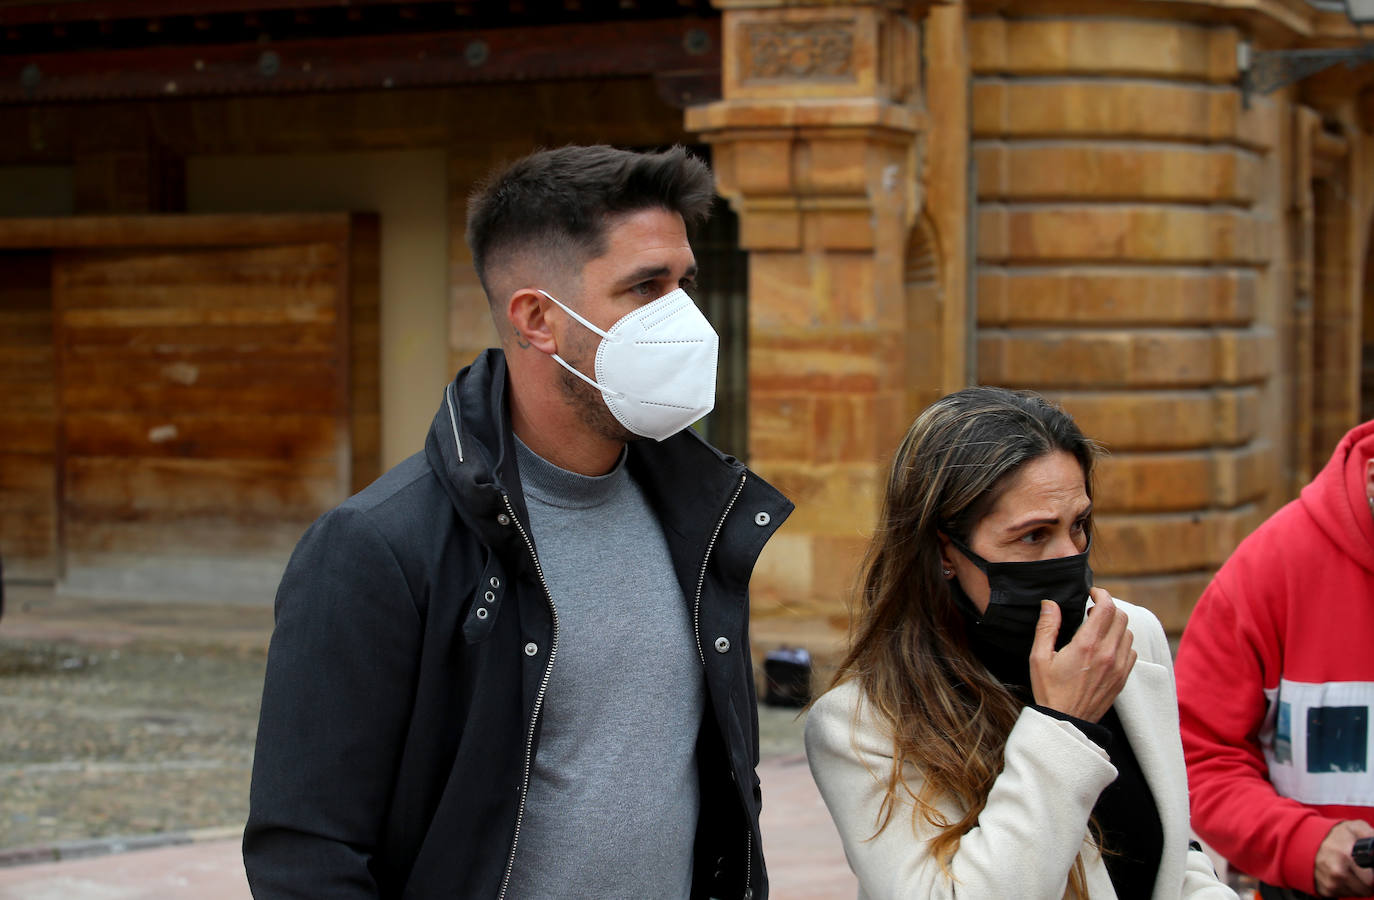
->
465 144 715 299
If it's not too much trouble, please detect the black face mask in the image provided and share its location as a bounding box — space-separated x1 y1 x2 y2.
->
946 534 1093 659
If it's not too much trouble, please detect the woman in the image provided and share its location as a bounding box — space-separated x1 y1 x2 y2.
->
805 387 1234 899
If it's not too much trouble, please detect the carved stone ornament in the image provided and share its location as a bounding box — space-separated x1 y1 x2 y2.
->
742 21 857 83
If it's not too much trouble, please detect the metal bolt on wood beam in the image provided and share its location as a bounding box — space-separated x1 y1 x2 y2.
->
257 50 280 77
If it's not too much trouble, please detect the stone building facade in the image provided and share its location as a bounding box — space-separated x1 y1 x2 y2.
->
691 0 1374 651
0 0 1371 650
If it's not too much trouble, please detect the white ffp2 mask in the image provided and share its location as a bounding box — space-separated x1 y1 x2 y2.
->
537 287 719 441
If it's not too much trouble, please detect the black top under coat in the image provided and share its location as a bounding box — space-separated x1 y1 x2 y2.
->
959 602 1164 899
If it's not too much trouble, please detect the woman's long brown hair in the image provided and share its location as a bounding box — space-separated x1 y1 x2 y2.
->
829 387 1101 896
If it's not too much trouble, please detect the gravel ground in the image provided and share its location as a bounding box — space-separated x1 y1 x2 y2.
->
0 637 266 852
0 590 808 855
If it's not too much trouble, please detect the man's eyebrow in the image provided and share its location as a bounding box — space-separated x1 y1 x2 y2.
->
619 263 698 287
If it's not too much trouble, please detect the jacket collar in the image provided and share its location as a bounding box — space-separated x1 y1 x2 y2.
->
423 348 793 571
422 349 524 557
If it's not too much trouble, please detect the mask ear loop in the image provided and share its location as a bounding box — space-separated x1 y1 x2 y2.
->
536 289 621 343
942 532 991 572
535 289 627 401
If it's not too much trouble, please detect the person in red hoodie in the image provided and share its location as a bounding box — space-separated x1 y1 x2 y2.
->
1176 420 1374 899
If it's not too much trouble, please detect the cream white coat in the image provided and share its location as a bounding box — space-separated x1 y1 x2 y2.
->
805 599 1237 900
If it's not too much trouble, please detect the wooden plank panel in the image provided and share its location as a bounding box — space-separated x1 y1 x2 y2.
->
60 356 341 413
347 213 380 491
62 322 340 355
62 355 338 383
0 374 57 412
0 214 354 250
0 0 427 26
63 517 315 557
0 345 55 371
0 456 56 567
64 457 341 520
59 294 338 325
0 285 50 313
51 231 359 597
0 415 58 452
0 250 57 579
61 373 342 415
0 309 56 345
64 412 344 461
0 506 58 577
0 455 53 495
57 245 341 294
0 18 720 106
6 220 388 597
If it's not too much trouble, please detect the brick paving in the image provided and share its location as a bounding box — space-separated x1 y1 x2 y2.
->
0 756 855 900
0 834 249 900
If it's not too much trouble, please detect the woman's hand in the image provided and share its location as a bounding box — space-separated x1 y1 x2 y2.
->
1029 588 1136 722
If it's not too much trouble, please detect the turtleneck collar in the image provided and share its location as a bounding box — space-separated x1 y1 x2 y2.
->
513 434 628 511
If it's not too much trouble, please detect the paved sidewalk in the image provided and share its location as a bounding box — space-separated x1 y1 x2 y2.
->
0 753 855 900
0 836 248 900
760 753 858 899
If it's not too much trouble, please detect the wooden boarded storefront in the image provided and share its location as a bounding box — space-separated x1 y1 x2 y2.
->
0 253 57 581
0 214 378 601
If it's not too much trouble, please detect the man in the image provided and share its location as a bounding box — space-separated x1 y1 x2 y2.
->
1176 420 1374 898
243 145 791 900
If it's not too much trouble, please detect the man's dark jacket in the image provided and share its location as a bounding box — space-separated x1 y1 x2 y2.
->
243 349 793 899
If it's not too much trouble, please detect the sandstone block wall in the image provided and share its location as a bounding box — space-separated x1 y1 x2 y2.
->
969 16 1278 630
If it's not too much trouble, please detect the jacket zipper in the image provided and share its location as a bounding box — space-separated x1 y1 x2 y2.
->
496 494 560 900
694 473 747 666
743 829 753 900
691 472 754 900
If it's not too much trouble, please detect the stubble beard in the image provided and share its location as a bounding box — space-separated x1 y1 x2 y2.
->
555 336 639 445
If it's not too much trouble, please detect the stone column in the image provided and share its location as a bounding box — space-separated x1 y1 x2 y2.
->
969 16 1278 630
687 0 932 651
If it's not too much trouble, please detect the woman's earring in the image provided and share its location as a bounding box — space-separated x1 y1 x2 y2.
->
942 567 953 578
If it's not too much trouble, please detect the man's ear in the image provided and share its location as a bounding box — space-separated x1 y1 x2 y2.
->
506 288 558 354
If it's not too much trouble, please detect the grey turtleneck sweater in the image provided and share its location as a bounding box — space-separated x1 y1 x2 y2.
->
504 437 705 899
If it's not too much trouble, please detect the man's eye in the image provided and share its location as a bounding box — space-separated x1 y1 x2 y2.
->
632 283 654 297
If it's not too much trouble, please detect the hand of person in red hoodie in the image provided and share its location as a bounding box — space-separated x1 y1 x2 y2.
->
1315 819 1374 897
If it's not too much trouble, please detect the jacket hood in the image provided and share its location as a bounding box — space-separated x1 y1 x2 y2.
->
1300 418 1374 573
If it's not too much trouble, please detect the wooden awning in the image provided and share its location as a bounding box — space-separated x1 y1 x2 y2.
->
0 1 721 105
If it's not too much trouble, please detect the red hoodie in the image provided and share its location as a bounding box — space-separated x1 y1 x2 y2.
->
1176 420 1374 894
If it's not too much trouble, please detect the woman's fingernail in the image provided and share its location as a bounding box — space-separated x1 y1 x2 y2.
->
1040 600 1052 614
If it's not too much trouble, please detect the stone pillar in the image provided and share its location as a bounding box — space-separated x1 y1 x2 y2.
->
687 1 932 651
969 16 1278 630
